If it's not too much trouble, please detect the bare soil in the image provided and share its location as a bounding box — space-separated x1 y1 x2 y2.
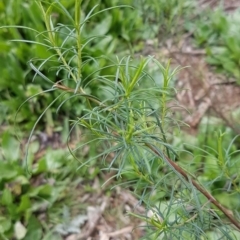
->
149 0 240 134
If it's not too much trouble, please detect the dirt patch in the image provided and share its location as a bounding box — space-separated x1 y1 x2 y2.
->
199 0 240 12
63 186 145 240
170 45 240 131
145 0 240 134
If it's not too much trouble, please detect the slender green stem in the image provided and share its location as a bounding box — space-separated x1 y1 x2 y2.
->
38 1 85 93
161 59 171 129
75 0 82 81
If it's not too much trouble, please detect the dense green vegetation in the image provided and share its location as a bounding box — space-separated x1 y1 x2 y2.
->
1 0 240 239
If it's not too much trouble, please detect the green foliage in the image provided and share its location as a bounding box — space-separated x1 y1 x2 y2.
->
0 0 47 128
2 0 240 239
188 7 240 81
12 1 239 238
0 0 197 130
177 117 240 209
138 0 196 41
0 0 144 130
0 131 84 239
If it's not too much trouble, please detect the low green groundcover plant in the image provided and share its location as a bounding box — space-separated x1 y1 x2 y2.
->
0 131 85 239
187 6 240 81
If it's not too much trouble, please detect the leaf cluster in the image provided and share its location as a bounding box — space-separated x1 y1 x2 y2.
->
187 7 240 81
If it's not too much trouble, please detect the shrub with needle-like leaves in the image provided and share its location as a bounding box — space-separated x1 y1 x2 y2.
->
8 1 240 239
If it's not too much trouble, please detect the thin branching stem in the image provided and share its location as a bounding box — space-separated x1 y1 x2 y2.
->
145 143 240 230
